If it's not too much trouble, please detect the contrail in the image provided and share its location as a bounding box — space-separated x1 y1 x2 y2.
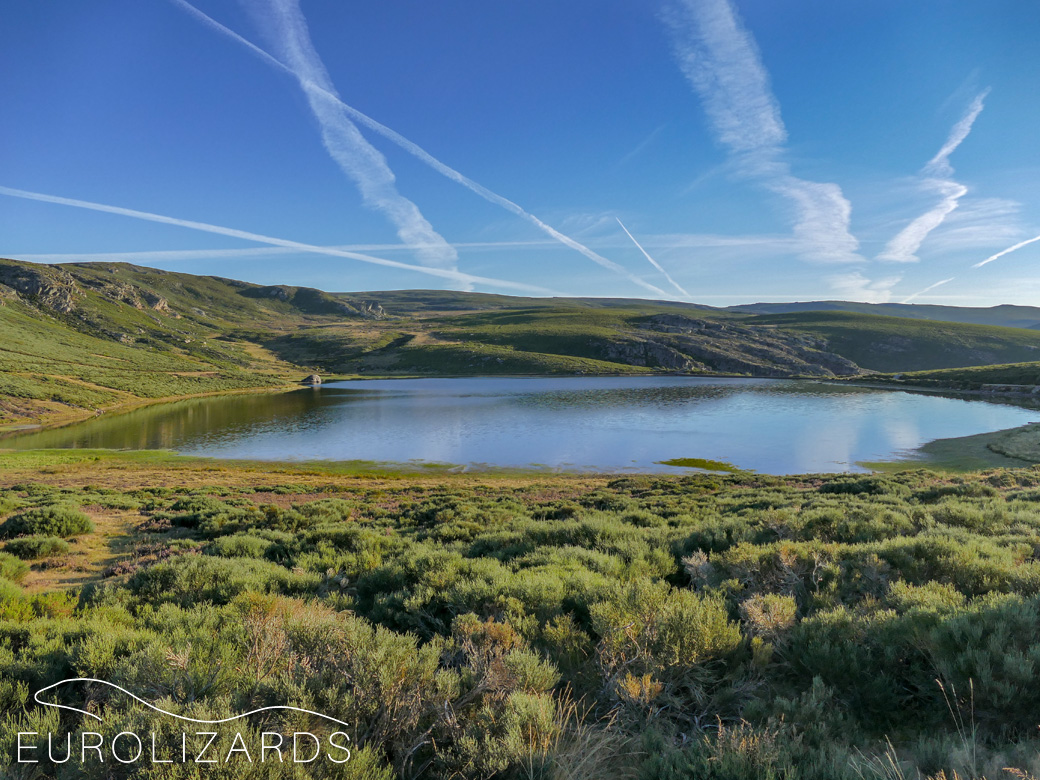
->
0 185 561 296
167 0 672 299
15 240 556 264
241 0 456 272
615 218 690 298
879 91 989 264
973 233 1040 269
877 180 968 264
900 277 956 304
899 219 1035 302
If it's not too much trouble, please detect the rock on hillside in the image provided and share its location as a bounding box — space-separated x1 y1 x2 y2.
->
241 285 385 319
622 314 862 377
0 260 80 313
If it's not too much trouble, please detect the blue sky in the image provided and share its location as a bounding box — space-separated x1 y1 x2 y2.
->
2 0 1039 305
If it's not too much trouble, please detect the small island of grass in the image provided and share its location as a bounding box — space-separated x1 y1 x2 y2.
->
656 456 743 472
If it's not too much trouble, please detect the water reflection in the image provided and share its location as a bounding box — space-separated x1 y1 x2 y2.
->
4 377 1039 474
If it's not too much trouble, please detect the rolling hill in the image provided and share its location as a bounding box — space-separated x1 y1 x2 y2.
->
729 300 1040 329
5 257 1040 428
741 311 1040 372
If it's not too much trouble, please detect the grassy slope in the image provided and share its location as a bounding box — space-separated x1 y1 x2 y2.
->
746 310 1040 372
0 299 290 420
888 361 1040 388
0 260 344 427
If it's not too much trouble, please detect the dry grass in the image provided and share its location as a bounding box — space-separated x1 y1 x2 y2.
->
18 508 138 593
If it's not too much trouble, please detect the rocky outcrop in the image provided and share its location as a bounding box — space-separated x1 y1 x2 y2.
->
301 374 322 385
73 275 174 315
612 314 864 377
600 339 705 372
0 261 80 313
253 285 293 302
142 291 171 314
359 300 385 319
240 286 385 319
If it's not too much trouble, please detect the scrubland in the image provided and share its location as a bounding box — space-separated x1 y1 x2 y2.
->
3 456 1040 778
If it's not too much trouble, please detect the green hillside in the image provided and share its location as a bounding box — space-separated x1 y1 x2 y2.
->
6 257 1040 429
0 259 357 426
880 362 1040 390
746 311 1040 372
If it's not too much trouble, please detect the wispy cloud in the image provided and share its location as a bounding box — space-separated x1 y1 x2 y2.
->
878 90 989 263
0 185 561 295
767 176 860 264
900 277 956 304
15 233 793 265
895 199 1031 300
876 180 968 264
169 0 671 299
925 89 989 178
645 232 796 249
665 0 861 264
615 218 690 297
827 271 902 304
916 197 1021 252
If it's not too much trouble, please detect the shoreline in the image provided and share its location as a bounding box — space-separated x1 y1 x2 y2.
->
3 373 1039 474
0 369 777 437
0 381 307 437
843 376 1040 400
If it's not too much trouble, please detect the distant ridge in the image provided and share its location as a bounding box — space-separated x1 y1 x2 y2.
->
727 301 1040 330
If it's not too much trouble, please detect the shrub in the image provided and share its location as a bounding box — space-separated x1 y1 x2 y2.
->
591 581 742 694
0 495 24 517
166 496 262 535
739 593 798 639
208 533 272 559
819 476 911 497
1 504 93 538
129 555 319 605
4 535 71 560
0 576 22 603
297 497 357 523
0 552 30 583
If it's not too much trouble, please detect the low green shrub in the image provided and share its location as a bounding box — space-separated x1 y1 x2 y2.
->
9 465 1040 776
0 552 30 583
208 532 272 559
4 535 71 560
0 576 23 603
129 554 319 605
0 504 93 538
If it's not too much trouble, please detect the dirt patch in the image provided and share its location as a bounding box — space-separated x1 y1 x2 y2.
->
19 508 140 593
246 491 338 507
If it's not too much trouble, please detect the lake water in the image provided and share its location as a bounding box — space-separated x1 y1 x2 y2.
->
5 376 1039 474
